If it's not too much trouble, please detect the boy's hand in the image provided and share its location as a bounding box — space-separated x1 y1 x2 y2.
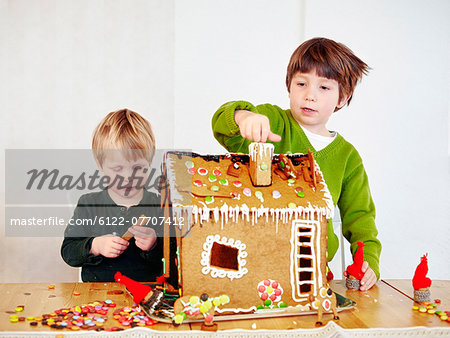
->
343 261 377 291
90 235 129 258
235 110 281 143
359 261 377 290
129 226 157 251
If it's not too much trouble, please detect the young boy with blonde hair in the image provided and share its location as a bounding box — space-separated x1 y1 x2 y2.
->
212 37 381 290
61 109 163 282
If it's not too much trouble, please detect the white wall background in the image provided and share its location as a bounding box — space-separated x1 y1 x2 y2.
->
1 0 449 282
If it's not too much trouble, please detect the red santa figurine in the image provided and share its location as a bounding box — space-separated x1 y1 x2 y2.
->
345 241 365 290
412 254 432 303
115 272 164 314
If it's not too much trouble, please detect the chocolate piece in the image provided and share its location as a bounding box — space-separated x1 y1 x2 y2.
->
227 162 242 177
143 289 164 314
276 154 298 180
122 214 148 241
302 166 312 182
210 242 239 270
274 168 289 180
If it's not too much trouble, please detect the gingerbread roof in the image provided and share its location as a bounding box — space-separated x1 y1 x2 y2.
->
164 151 334 227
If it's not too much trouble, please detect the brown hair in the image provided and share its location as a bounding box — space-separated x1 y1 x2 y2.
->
92 108 155 166
286 37 369 109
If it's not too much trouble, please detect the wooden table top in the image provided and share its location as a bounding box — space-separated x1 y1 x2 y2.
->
0 280 449 333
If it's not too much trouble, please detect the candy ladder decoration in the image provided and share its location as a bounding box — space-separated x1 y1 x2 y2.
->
291 220 319 300
114 272 164 315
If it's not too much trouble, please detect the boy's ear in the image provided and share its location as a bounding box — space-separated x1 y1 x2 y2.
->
337 95 351 109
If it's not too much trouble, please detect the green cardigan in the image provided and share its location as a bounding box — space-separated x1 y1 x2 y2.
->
212 101 381 279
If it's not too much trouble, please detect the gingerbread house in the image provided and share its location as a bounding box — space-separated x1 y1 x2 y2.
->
161 143 335 317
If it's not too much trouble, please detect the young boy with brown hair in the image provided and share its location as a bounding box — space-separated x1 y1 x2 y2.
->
212 37 381 290
61 109 163 282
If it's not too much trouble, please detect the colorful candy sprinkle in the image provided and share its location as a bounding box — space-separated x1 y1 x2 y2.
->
208 174 217 182
198 168 208 175
272 190 281 199
260 163 268 171
213 169 221 176
243 188 251 197
210 185 219 192
288 178 295 186
288 202 296 209
185 161 194 169
233 180 242 187
255 191 263 202
205 196 214 204
219 178 228 185
193 180 202 187
297 191 305 198
188 167 196 175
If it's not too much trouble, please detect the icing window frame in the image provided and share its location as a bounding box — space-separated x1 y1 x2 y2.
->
200 235 248 280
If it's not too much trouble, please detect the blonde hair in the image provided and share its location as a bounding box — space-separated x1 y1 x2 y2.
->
92 108 155 166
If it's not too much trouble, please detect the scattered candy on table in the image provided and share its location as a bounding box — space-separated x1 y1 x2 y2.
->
6 299 157 331
411 302 450 323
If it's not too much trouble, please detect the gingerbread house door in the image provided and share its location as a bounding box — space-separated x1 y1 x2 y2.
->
290 219 322 302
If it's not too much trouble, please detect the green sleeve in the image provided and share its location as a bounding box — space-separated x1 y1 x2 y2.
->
339 157 382 279
211 100 289 153
211 101 257 153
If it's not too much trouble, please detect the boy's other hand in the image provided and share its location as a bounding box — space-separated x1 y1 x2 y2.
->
235 110 281 143
129 226 157 251
90 235 129 258
343 260 377 291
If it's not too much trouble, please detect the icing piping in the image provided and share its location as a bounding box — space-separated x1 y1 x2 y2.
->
249 143 274 161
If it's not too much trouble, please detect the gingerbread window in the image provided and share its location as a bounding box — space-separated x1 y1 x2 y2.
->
210 242 239 270
201 235 248 280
